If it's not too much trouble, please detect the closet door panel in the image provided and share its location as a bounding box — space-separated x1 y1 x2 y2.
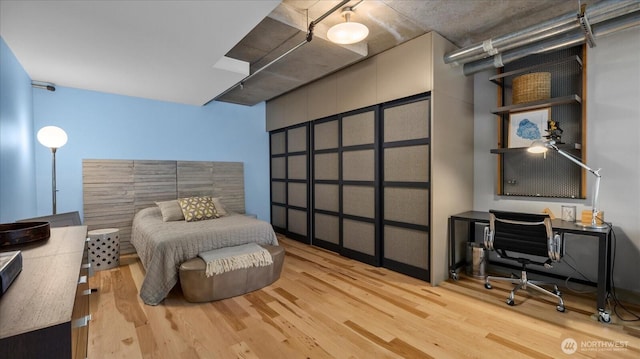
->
383 99 430 142
272 205 286 228
314 184 339 212
288 126 308 153
314 153 339 180
382 96 430 280
271 157 286 179
384 145 429 182
270 124 310 244
343 185 375 219
311 119 340 251
271 182 286 204
271 132 286 155
288 183 307 208
288 209 308 236
384 188 429 226
288 155 307 180
315 214 339 244
343 219 375 256
342 111 375 146
314 120 339 150
342 150 375 182
384 226 429 269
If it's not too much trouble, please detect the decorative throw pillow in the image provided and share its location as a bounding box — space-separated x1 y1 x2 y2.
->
212 197 228 217
178 196 220 222
155 200 185 222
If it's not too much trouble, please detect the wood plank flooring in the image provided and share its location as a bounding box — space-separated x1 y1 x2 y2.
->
88 235 640 358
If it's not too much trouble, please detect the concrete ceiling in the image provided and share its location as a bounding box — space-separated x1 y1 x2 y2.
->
0 0 600 107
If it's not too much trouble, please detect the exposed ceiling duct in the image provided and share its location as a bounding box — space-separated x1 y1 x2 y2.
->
443 0 640 75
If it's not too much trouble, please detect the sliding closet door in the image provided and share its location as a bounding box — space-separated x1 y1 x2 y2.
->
270 130 287 233
270 124 310 243
381 95 430 280
341 108 379 265
312 117 341 252
311 107 379 266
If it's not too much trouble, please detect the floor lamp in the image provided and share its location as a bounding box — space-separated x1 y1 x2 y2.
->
528 139 606 229
37 126 68 214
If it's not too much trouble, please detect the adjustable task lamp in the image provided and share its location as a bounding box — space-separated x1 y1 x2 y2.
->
37 126 68 214
528 140 605 228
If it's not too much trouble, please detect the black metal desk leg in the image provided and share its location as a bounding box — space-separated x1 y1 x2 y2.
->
596 232 612 323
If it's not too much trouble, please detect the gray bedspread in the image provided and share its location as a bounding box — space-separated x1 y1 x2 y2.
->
131 206 278 305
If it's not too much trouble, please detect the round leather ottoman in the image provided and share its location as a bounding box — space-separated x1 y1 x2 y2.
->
179 244 284 303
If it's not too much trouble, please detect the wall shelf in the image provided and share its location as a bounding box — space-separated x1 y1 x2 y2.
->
490 143 581 154
491 94 582 115
491 46 586 199
489 55 583 86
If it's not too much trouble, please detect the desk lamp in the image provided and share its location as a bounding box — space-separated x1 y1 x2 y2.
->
528 139 605 228
37 126 68 214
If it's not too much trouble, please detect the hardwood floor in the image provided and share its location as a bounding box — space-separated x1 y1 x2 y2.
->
88 235 640 358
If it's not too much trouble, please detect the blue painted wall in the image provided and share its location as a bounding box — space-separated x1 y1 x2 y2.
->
32 86 271 221
0 37 37 222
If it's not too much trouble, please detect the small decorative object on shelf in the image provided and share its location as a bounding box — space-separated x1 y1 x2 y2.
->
561 205 576 222
512 72 551 104
545 118 564 143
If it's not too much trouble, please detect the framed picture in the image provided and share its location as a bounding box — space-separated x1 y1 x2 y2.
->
508 108 550 148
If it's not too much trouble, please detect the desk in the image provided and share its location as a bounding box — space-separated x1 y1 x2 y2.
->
0 226 90 358
449 211 613 323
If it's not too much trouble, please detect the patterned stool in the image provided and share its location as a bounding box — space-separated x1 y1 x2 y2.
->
88 228 120 270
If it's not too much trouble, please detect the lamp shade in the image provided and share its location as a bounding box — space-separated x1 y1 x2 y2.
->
327 21 369 44
527 140 549 153
37 126 68 149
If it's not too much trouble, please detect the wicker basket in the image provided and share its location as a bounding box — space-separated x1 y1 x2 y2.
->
512 72 551 104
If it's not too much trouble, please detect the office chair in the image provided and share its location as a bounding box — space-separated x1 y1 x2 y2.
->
483 210 565 312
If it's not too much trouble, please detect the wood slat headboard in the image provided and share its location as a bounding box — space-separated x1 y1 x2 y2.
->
82 159 245 254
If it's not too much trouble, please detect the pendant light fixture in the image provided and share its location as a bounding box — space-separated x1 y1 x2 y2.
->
327 6 369 45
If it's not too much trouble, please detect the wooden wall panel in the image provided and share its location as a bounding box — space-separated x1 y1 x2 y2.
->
377 33 432 103
336 58 377 113
177 161 214 197
83 160 135 253
211 162 245 214
133 160 177 212
307 74 337 121
83 159 245 255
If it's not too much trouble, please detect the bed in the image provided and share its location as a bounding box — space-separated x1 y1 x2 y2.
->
131 206 278 305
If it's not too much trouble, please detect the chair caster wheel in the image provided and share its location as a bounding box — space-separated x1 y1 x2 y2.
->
557 306 565 312
599 311 611 323
485 283 492 290
506 298 514 306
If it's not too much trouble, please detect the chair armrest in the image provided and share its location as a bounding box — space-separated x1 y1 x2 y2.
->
548 232 563 262
484 226 494 250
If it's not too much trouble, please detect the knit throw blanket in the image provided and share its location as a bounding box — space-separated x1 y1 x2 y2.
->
198 243 273 277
